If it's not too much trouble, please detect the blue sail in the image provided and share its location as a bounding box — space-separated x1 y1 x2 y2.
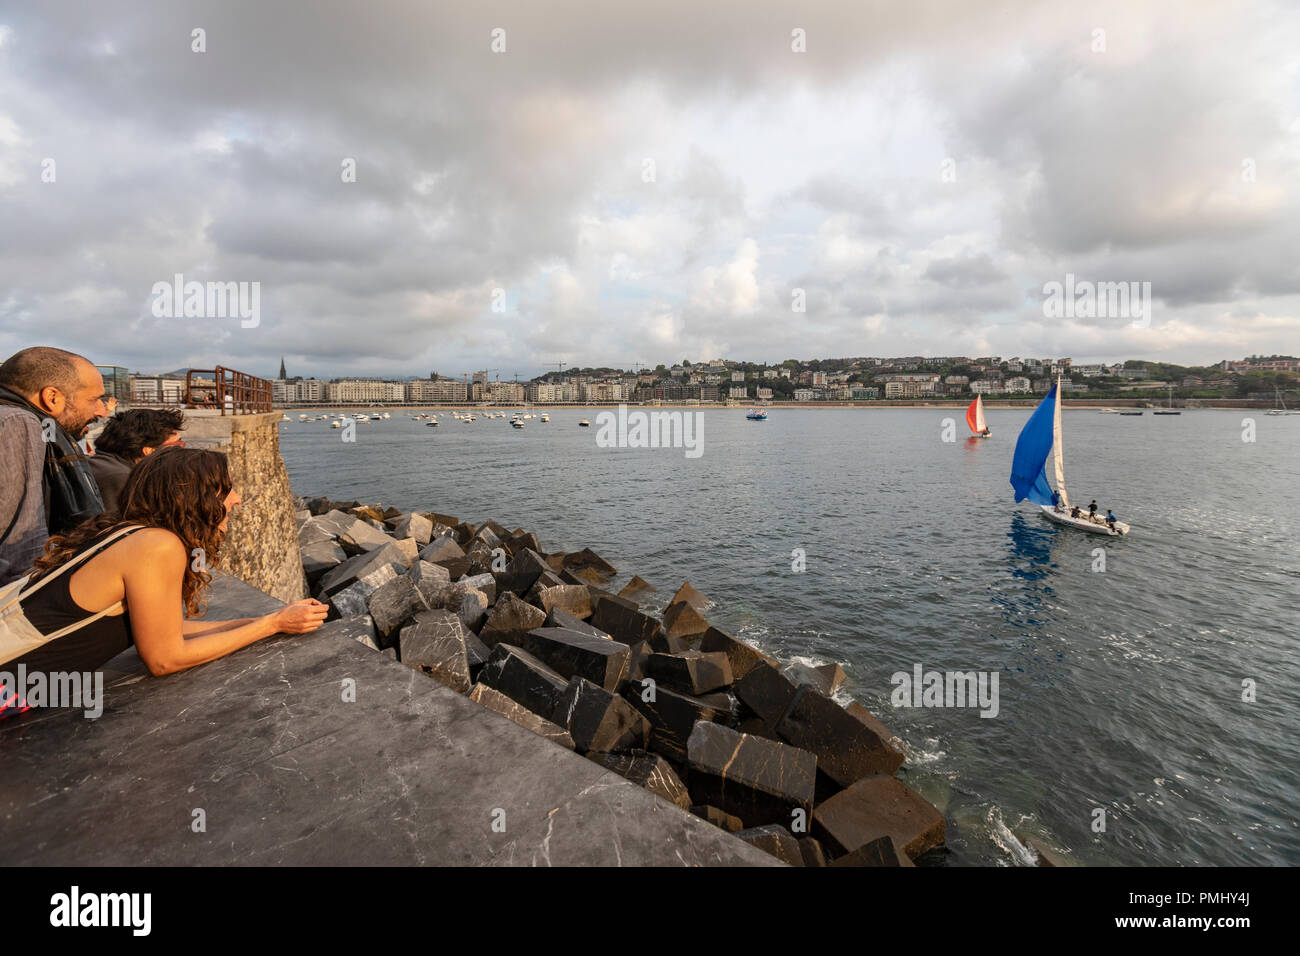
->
1010 385 1057 505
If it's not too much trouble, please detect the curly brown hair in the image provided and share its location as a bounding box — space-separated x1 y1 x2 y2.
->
29 448 233 615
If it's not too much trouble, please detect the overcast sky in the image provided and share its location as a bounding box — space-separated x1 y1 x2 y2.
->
1 0 1298 380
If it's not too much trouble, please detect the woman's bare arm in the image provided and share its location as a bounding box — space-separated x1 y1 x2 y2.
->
180 616 258 637
124 531 327 676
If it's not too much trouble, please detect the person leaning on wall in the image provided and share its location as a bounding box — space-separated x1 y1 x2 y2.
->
89 408 187 512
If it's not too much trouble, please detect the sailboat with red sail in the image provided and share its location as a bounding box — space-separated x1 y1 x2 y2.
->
966 394 990 438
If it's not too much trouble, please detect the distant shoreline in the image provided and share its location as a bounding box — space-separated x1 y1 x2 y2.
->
272 400 1274 411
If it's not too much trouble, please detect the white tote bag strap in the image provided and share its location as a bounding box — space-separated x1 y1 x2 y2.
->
7 523 146 609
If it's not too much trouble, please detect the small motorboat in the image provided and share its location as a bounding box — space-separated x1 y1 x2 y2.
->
511 419 525 429
578 419 591 427
540 414 550 422
1118 411 1144 416
746 408 768 421
331 420 341 429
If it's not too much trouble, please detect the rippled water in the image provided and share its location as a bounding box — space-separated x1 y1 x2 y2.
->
278 407 1300 866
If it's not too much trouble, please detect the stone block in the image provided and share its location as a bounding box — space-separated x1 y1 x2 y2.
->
554 676 651 754
734 661 800 727
646 650 733 696
812 774 946 860
298 517 335 547
699 626 778 682
478 644 569 720
319 614 379 651
686 721 817 828
543 606 611 639
620 683 721 763
300 540 347 588
459 572 497 606
392 537 419 567
588 751 690 809
328 579 374 619
690 804 744 833
662 600 709 639
419 536 465 565
406 560 452 606
535 584 592 620
318 542 407 596
736 825 802 866
590 598 662 646
399 610 471 694
617 575 657 603
799 837 828 867
367 574 431 644
480 592 547 648
520 628 630 691
668 581 710 613
829 835 915 867
563 547 617 576
781 660 847 697
468 684 574 750
339 519 394 554
776 688 905 787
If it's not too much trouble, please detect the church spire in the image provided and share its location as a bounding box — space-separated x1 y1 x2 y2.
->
279 356 287 379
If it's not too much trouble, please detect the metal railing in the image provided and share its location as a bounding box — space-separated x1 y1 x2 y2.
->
185 366 272 414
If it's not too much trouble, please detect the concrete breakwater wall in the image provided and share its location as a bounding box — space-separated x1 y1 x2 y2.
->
297 493 951 866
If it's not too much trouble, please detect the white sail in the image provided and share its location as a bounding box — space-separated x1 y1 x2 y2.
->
974 395 987 433
1052 374 1069 509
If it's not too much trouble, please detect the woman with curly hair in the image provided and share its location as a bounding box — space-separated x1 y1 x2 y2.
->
3 448 327 696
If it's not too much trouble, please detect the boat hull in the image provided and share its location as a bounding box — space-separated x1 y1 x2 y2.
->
1040 505 1129 536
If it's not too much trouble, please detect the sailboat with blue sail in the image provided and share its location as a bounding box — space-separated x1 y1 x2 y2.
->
1010 375 1130 536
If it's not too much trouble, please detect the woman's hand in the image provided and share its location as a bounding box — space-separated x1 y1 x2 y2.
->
267 598 330 634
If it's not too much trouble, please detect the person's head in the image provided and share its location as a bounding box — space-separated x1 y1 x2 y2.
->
0 346 107 439
94 408 186 462
30 447 239 614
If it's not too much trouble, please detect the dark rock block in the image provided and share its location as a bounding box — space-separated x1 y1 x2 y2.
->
699 626 778 682
776 688 905 787
589 588 638 612
624 639 653 684
521 628 630 691
589 751 690 809
565 566 611 587
468 683 575 750
563 547 617 576
733 661 801 726
736 825 803 866
327 579 376 620
617 575 657 603
301 540 347 589
668 581 710 613
399 610 471 694
465 632 491 683
367 574 432 645
427 511 459 528
477 644 569 720
844 702 903 752
686 721 817 828
339 519 394 555
318 542 407 596
690 804 744 832
590 598 662 646
782 660 848 697
798 837 828 867
480 592 548 648
507 547 550 579
662 600 709 639
695 690 741 724
505 531 541 556
458 572 497 606
812 774 946 860
620 682 720 763
406 559 452 606
830 834 915 867
544 606 611 639
649 631 696 654
534 583 593 620
554 676 651 754
646 650 733 696
418 536 465 565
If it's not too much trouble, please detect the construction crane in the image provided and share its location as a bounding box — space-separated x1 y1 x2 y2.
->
548 361 567 381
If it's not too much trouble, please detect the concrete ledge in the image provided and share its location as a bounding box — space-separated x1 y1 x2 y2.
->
0 573 778 866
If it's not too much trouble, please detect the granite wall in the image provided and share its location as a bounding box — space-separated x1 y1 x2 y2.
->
184 411 307 603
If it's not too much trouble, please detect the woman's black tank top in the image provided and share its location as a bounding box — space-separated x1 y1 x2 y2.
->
12 524 144 674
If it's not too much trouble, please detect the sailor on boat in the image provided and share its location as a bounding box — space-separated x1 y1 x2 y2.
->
1088 500 1097 519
